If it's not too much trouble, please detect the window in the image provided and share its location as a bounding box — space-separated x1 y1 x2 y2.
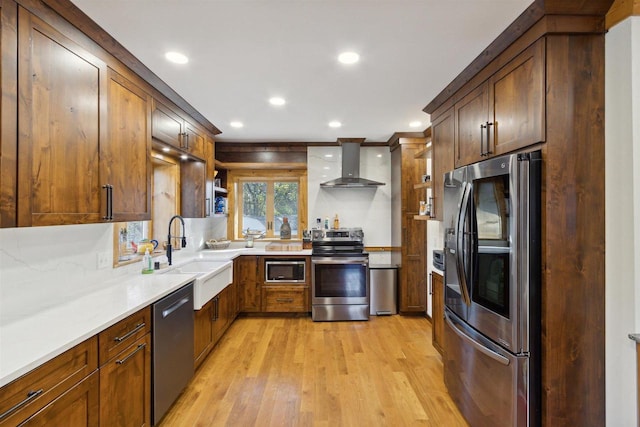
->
229 170 307 239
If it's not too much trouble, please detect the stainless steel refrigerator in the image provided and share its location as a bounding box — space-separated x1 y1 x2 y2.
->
442 150 541 427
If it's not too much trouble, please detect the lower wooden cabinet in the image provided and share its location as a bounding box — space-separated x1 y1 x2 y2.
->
20 371 99 427
431 272 444 356
236 255 262 312
99 335 151 427
194 283 238 369
262 286 308 312
0 337 98 426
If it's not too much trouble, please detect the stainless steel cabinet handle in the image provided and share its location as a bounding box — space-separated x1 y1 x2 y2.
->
102 184 110 220
162 297 190 318
0 389 44 420
485 122 493 156
480 123 486 156
445 312 509 365
116 343 146 365
114 322 146 342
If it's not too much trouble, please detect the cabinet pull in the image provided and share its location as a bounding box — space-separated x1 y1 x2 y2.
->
114 322 146 343
0 389 44 420
276 298 294 303
205 198 211 217
211 297 219 321
428 273 432 295
480 123 485 156
116 343 146 365
485 122 493 156
102 184 110 220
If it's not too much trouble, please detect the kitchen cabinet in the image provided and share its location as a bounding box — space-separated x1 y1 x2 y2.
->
431 272 444 356
194 299 215 369
0 0 17 228
16 9 156 226
151 100 206 161
262 286 308 312
98 307 151 427
431 107 454 221
390 135 427 314
104 68 152 221
236 255 262 312
181 160 206 218
17 8 107 226
205 139 216 216
451 39 545 168
194 283 237 369
0 337 98 426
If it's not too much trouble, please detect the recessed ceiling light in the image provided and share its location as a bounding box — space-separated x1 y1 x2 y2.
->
162 147 171 153
324 154 333 158
338 51 360 65
180 154 188 160
377 154 382 158
165 51 189 64
230 121 244 128
269 97 286 106
409 121 423 128
328 121 342 128
323 166 330 170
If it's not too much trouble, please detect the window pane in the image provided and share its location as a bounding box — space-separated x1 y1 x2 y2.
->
274 182 298 236
242 182 267 233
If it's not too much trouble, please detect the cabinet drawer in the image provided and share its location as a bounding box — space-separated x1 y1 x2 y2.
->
0 337 98 426
98 307 151 365
263 286 308 312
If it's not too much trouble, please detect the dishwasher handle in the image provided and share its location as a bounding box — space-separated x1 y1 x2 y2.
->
162 297 190 318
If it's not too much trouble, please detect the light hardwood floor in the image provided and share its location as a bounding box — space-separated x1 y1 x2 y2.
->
159 315 468 426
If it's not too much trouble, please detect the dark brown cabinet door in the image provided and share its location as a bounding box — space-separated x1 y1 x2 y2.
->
180 160 206 218
0 0 18 228
20 371 99 426
104 68 152 221
431 106 455 221
151 100 183 149
205 140 215 216
490 39 545 156
194 299 214 369
431 272 444 355
17 9 107 226
399 212 426 312
236 256 261 312
454 82 489 168
184 121 206 160
99 334 151 427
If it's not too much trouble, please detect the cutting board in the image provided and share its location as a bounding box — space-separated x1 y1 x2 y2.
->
265 241 303 251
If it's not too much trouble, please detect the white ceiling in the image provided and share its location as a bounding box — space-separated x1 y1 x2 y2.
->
71 0 531 143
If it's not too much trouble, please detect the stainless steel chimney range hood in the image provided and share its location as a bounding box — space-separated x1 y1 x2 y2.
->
320 138 385 188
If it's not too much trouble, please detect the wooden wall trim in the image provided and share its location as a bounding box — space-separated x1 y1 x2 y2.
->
606 0 640 29
30 0 220 135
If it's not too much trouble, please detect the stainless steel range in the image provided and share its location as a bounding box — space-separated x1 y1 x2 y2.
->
311 228 369 321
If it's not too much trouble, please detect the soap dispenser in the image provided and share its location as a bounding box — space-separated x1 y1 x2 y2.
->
142 248 153 274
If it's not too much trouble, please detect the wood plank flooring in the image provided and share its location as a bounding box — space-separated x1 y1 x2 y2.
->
159 315 468 426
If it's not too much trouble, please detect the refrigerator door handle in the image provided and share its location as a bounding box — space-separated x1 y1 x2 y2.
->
456 182 473 307
445 310 510 366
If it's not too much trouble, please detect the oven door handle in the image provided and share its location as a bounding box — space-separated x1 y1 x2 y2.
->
312 258 368 265
445 310 510 366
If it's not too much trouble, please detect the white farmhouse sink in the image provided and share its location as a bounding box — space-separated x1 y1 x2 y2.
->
169 260 233 310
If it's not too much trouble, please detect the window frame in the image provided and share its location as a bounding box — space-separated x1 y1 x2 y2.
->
227 169 307 240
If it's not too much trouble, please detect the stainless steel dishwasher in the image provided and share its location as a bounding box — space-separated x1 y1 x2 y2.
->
152 282 194 425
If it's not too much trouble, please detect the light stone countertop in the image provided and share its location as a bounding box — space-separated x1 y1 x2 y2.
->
0 246 312 388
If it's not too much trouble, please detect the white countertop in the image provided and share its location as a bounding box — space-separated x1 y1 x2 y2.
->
0 246 311 388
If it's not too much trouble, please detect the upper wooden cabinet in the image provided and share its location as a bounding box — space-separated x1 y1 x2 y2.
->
152 100 207 161
104 68 152 222
17 8 107 226
431 107 454 221
451 39 545 168
16 9 155 226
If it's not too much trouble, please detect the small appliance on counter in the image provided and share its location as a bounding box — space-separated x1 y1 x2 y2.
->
433 249 444 271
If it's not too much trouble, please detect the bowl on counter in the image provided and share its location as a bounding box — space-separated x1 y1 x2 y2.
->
205 239 231 250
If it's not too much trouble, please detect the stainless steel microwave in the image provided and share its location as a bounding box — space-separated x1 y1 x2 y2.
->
265 259 306 283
